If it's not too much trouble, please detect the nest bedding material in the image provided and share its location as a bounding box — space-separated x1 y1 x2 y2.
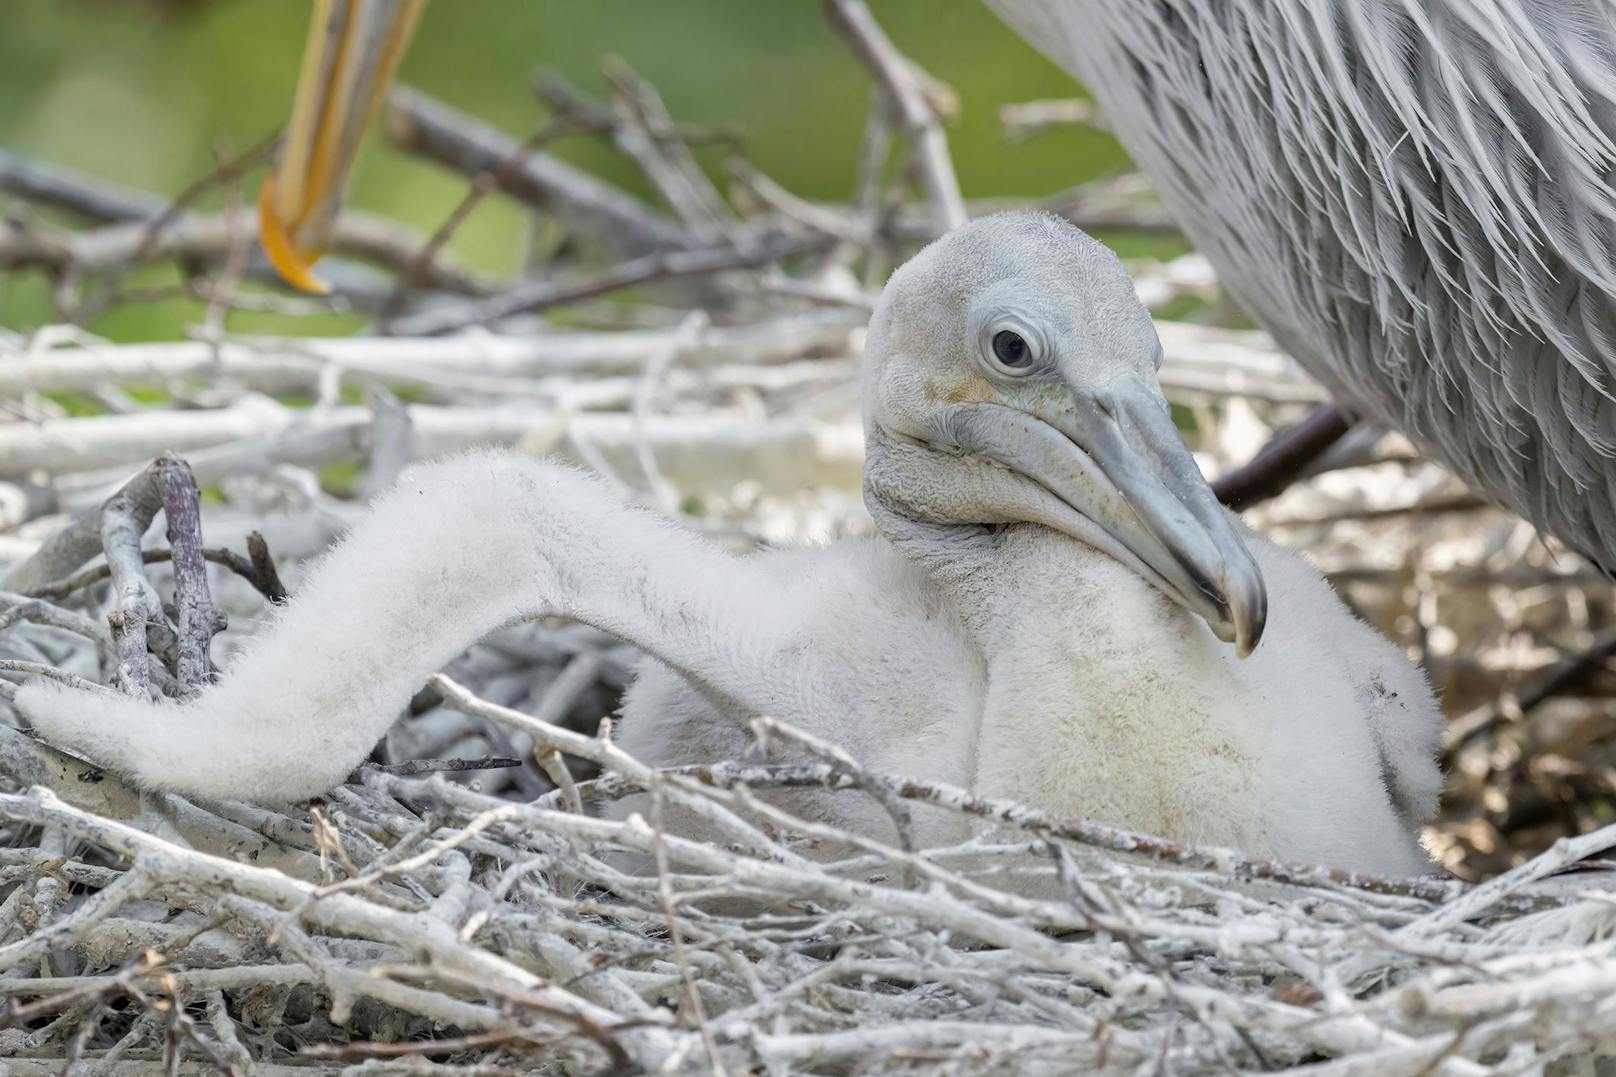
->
3 671 1616 1074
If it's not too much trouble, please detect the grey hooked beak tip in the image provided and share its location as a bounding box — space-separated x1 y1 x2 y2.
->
1081 388 1268 658
1227 555 1268 658
1196 549 1267 658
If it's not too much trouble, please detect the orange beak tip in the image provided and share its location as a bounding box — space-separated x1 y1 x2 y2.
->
257 172 332 295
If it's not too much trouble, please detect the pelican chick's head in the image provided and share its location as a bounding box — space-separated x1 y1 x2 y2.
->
862 211 1266 656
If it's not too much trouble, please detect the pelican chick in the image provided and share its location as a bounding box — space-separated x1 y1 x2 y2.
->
17 213 1442 878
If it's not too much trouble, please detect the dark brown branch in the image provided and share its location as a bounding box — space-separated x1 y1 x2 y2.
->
26 543 289 606
1213 403 1352 510
242 532 291 605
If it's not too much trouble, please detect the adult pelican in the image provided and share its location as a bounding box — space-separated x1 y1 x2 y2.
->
988 0 1616 568
19 213 1443 877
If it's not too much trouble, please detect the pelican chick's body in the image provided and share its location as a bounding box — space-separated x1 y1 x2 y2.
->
18 213 1442 880
615 510 1437 876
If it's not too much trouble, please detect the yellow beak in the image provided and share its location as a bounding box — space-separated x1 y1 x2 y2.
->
260 0 426 292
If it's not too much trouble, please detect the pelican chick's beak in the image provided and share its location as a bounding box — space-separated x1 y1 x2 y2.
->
944 382 1268 656
260 0 425 292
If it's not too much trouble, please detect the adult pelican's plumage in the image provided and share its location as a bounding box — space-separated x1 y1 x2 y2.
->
989 0 1616 569
19 214 1443 877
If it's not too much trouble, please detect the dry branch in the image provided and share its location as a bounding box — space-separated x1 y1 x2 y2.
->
390 230 834 337
0 210 498 298
825 0 968 234
1000 97 1109 141
0 309 863 394
1214 403 1352 509
154 456 220 690
386 86 695 258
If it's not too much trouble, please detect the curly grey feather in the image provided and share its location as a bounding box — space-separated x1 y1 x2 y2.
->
989 0 1616 566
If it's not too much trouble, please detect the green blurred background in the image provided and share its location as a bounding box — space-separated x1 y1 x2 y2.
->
0 0 1139 340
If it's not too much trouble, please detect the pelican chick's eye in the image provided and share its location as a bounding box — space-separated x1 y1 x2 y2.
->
993 330 1031 367
982 323 1042 375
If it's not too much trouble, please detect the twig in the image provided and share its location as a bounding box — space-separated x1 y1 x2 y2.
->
0 210 498 298
0 661 114 698
359 757 522 777
386 86 695 258
243 532 290 603
4 465 162 595
0 310 863 395
390 232 833 337
1213 403 1352 510
602 58 737 242
27 543 288 607
72 132 280 324
298 1030 538 1060
1000 97 1109 142
0 147 169 224
824 0 967 233
154 456 221 690
378 109 613 327
198 136 252 348
1442 626 1616 751
95 461 168 696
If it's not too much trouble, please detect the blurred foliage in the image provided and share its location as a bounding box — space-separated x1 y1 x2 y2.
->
0 0 1142 341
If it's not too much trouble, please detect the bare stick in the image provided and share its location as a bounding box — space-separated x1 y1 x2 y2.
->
1443 625 1616 752
0 310 862 394
824 0 967 233
96 461 170 696
386 86 694 257
5 466 162 595
27 543 287 606
0 210 497 299
603 58 737 241
1213 403 1352 510
391 232 832 337
73 132 279 324
0 148 167 223
378 109 612 327
358 757 522 778
0 661 113 698
154 455 221 690
1000 97 1108 142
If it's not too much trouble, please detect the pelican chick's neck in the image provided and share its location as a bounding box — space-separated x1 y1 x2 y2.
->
863 426 1181 657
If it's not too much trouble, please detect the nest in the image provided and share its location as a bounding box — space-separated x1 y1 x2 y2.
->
4 2 1616 1070
3 688 1616 1075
